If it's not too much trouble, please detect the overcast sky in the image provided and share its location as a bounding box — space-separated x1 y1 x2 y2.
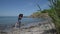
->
0 0 49 16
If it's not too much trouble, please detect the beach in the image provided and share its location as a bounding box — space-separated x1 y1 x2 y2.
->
0 17 56 34
7 20 56 34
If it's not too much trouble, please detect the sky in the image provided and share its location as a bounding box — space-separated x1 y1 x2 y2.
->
0 0 49 16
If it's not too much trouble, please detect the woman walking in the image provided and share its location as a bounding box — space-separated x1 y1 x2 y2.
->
18 14 23 28
15 14 23 28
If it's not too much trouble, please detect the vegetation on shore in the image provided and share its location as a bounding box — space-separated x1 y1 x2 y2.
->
47 0 60 34
31 0 60 34
30 9 48 18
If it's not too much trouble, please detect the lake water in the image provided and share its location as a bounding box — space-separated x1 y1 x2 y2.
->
0 16 47 30
0 16 47 31
0 16 45 25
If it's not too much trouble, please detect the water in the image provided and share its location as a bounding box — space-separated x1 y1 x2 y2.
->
0 16 46 31
0 16 18 25
0 16 45 25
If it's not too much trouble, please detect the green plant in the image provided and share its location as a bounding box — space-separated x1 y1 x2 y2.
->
47 0 60 34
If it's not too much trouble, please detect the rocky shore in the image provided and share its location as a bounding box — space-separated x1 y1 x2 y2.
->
7 20 56 34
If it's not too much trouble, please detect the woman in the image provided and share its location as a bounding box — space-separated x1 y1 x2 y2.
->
18 14 23 28
15 14 23 28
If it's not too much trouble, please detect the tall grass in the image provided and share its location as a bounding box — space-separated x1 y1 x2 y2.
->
47 0 60 34
37 0 60 34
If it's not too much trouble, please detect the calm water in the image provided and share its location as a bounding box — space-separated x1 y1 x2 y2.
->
0 16 47 31
0 16 45 25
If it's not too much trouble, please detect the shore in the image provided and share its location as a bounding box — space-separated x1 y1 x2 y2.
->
7 20 56 34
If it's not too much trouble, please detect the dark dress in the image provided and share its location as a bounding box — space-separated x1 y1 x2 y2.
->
18 18 21 28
